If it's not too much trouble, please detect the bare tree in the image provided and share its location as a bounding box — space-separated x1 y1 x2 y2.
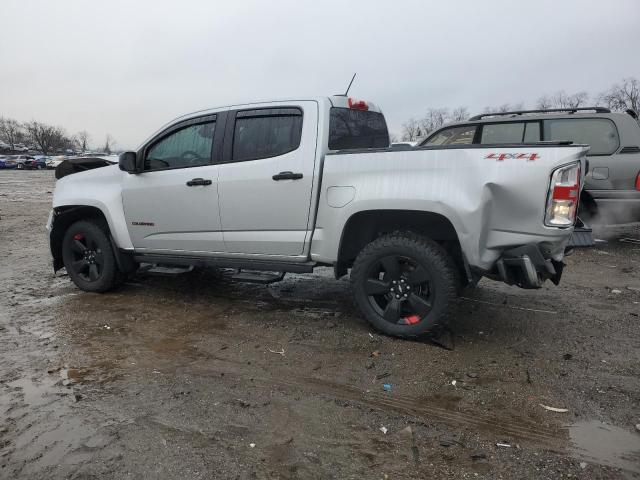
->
450 106 469 122
24 121 68 155
402 107 469 141
536 94 554 110
536 90 589 109
0 117 24 148
103 134 115 154
76 130 91 152
419 108 449 136
401 118 422 141
598 77 640 113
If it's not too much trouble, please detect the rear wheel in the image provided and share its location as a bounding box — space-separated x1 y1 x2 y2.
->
61 220 122 292
16 163 24 170
351 233 457 338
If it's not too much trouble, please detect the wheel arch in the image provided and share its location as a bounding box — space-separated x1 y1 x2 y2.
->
335 209 469 284
50 205 135 273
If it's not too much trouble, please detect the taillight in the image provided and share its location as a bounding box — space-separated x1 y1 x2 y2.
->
545 163 581 227
348 97 369 111
635 172 640 191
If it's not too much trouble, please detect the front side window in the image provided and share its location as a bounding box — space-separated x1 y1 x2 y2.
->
145 121 215 170
328 108 389 150
233 109 303 162
480 122 525 144
424 125 476 146
543 118 619 155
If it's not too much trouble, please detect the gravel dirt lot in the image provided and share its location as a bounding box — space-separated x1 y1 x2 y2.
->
1 170 639 479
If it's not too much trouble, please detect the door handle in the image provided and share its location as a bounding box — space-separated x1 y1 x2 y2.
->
272 171 303 181
186 178 212 186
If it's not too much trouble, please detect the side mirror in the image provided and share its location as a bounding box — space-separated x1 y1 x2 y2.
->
119 151 137 173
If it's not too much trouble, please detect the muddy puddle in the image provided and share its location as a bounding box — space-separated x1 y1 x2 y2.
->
570 420 640 473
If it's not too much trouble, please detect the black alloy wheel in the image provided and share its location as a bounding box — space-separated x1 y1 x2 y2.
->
364 255 434 326
61 220 122 292
351 233 457 338
68 231 105 282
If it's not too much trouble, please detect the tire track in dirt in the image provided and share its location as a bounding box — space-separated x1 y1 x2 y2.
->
181 359 567 450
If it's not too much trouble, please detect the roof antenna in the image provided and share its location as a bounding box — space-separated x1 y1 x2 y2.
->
339 73 357 97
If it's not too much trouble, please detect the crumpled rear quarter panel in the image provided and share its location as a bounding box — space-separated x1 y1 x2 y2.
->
312 146 587 270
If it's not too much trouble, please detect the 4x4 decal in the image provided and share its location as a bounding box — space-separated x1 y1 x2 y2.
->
485 153 539 161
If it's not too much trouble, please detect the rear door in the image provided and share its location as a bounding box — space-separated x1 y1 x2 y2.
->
122 114 226 253
216 102 318 257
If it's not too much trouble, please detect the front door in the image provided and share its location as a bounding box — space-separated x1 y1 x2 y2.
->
216 102 318 257
122 115 225 254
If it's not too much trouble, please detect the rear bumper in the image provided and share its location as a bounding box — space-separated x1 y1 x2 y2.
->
494 243 563 289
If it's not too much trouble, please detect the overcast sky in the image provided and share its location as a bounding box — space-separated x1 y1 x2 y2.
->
1 0 639 149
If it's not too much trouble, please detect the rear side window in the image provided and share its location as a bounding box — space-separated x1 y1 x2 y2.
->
233 109 302 162
424 125 476 146
481 123 525 144
543 118 619 155
523 122 540 142
329 108 389 150
145 121 215 170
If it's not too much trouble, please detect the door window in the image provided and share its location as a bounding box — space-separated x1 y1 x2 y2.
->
480 123 526 144
232 109 303 162
423 125 476 145
145 121 216 171
543 118 619 155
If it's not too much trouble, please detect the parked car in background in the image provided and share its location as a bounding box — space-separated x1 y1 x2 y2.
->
12 155 36 169
34 155 51 168
24 156 47 169
3 156 19 169
13 143 29 152
419 107 640 224
0 156 10 168
46 156 67 169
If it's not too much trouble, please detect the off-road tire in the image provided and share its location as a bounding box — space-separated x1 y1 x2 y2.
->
62 220 123 292
351 232 457 338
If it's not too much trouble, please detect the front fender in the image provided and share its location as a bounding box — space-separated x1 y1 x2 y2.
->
52 166 133 250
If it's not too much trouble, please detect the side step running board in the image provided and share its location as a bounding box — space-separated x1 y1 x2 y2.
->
132 253 315 274
139 264 195 275
231 270 285 284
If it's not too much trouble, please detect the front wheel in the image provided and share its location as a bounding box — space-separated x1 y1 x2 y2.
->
61 220 122 292
351 233 457 338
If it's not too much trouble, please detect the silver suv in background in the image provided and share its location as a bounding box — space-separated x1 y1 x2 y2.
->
420 107 640 224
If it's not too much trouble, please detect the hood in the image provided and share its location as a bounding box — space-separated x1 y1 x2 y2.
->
54 156 118 180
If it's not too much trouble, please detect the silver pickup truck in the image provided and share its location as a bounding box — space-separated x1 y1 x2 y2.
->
48 96 587 338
